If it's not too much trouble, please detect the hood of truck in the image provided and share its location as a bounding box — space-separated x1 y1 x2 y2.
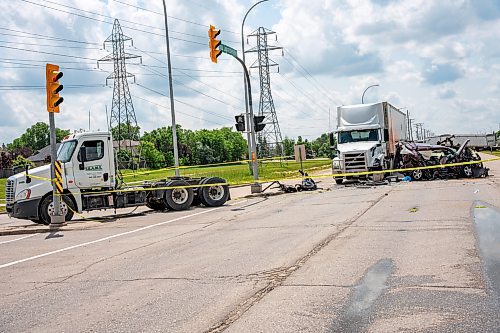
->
337 142 379 154
8 164 53 203
10 164 51 182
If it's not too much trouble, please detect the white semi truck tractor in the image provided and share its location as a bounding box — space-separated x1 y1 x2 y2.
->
332 102 407 184
5 131 230 224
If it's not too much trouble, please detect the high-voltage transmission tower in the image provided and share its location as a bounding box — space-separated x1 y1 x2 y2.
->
246 27 283 158
98 19 142 170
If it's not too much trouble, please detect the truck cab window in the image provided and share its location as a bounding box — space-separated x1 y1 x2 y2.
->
339 130 379 143
57 140 77 163
78 140 104 162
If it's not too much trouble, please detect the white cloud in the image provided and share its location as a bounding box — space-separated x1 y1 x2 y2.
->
0 0 499 147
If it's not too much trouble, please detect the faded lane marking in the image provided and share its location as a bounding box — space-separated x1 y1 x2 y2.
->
0 203 243 269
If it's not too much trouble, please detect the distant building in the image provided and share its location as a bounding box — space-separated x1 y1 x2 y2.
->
28 143 61 167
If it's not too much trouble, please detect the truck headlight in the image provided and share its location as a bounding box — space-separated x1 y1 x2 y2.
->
333 160 341 169
16 189 31 201
373 158 380 167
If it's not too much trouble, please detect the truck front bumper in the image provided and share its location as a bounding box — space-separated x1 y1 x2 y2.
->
7 198 41 220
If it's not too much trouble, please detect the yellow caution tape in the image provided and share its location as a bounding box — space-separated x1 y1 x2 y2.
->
13 156 500 199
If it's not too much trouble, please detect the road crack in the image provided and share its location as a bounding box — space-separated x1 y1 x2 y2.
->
204 189 392 333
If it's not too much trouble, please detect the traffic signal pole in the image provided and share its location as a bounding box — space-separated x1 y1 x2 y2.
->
209 25 261 192
45 63 65 227
230 54 260 192
48 112 65 227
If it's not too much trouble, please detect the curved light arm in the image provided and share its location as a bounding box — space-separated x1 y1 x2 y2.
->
362 84 380 104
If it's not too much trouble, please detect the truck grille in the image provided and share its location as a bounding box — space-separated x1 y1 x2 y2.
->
344 152 368 172
5 179 15 204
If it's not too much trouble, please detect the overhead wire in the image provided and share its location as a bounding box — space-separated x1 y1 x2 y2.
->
110 0 241 36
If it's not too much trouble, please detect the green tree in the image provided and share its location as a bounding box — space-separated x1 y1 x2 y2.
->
139 141 165 168
282 137 295 157
12 155 35 169
311 133 333 158
8 122 70 153
111 122 141 141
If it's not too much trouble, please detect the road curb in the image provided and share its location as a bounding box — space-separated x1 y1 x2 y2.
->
0 227 53 236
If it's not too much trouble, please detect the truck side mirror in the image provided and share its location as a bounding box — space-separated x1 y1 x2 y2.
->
79 146 87 170
329 133 337 148
25 165 31 184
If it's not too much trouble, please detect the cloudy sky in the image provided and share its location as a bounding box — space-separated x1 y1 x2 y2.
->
0 0 499 145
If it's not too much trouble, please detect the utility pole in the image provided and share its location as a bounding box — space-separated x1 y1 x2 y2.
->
162 0 180 176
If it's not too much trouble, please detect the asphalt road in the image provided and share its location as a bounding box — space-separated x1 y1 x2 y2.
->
1 159 499 332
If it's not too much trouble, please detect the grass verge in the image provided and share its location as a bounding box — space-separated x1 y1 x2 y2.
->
121 159 332 185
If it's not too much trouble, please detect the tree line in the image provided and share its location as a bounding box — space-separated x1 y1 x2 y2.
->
2 121 334 170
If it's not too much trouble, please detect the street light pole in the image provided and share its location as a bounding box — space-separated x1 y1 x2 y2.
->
241 0 269 177
162 0 180 176
361 84 379 104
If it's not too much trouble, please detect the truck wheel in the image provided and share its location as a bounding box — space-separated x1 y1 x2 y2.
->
164 180 194 211
39 195 75 225
199 177 229 207
335 178 344 185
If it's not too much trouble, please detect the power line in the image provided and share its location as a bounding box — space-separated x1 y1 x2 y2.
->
134 83 233 123
0 27 100 45
282 47 341 106
0 44 98 60
18 0 206 45
110 0 241 36
140 64 243 111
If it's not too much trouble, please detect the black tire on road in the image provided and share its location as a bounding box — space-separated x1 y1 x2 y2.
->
335 178 344 185
39 195 75 225
163 180 194 211
199 177 229 207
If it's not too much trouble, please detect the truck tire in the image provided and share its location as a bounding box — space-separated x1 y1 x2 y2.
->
199 177 229 207
39 195 75 225
335 178 344 185
163 180 194 211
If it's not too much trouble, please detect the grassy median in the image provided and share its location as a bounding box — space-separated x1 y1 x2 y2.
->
121 158 332 185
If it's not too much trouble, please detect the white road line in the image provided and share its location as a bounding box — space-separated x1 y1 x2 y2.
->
0 207 223 270
0 234 37 245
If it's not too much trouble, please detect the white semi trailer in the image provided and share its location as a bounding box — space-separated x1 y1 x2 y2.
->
332 102 407 184
5 131 230 225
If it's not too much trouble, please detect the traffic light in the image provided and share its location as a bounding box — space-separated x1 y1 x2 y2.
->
45 63 63 113
235 114 245 132
254 115 265 132
208 25 222 63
